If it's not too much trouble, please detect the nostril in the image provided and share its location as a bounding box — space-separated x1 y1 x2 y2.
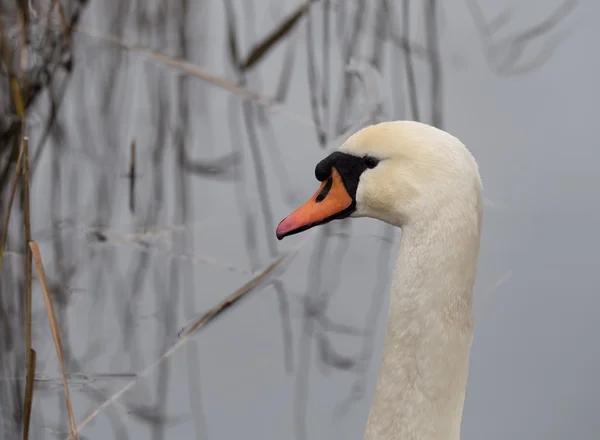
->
316 177 333 202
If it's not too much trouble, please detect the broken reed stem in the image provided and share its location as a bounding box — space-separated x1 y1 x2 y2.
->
22 136 34 440
0 139 26 267
24 137 31 365
22 349 36 440
180 250 290 337
13 9 33 436
29 241 80 440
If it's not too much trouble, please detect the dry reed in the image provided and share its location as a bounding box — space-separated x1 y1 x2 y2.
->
29 241 80 440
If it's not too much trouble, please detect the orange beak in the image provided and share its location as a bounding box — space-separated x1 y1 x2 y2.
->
276 168 354 240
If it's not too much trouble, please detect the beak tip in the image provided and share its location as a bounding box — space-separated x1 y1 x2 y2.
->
276 219 288 241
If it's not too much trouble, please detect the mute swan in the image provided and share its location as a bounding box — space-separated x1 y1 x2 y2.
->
276 121 482 440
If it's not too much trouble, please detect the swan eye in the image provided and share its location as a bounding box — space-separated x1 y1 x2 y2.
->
363 156 379 169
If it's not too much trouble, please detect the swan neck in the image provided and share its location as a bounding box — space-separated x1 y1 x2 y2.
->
364 217 481 440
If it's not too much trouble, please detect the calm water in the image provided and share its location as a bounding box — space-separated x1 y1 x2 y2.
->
2 0 600 439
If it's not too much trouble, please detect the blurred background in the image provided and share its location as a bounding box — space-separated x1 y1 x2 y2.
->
1 0 598 439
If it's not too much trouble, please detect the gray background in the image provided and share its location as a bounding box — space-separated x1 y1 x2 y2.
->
2 0 599 439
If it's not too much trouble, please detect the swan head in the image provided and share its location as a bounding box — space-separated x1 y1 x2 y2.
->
276 120 482 239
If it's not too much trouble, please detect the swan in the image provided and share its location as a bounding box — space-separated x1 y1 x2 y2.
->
276 120 483 440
